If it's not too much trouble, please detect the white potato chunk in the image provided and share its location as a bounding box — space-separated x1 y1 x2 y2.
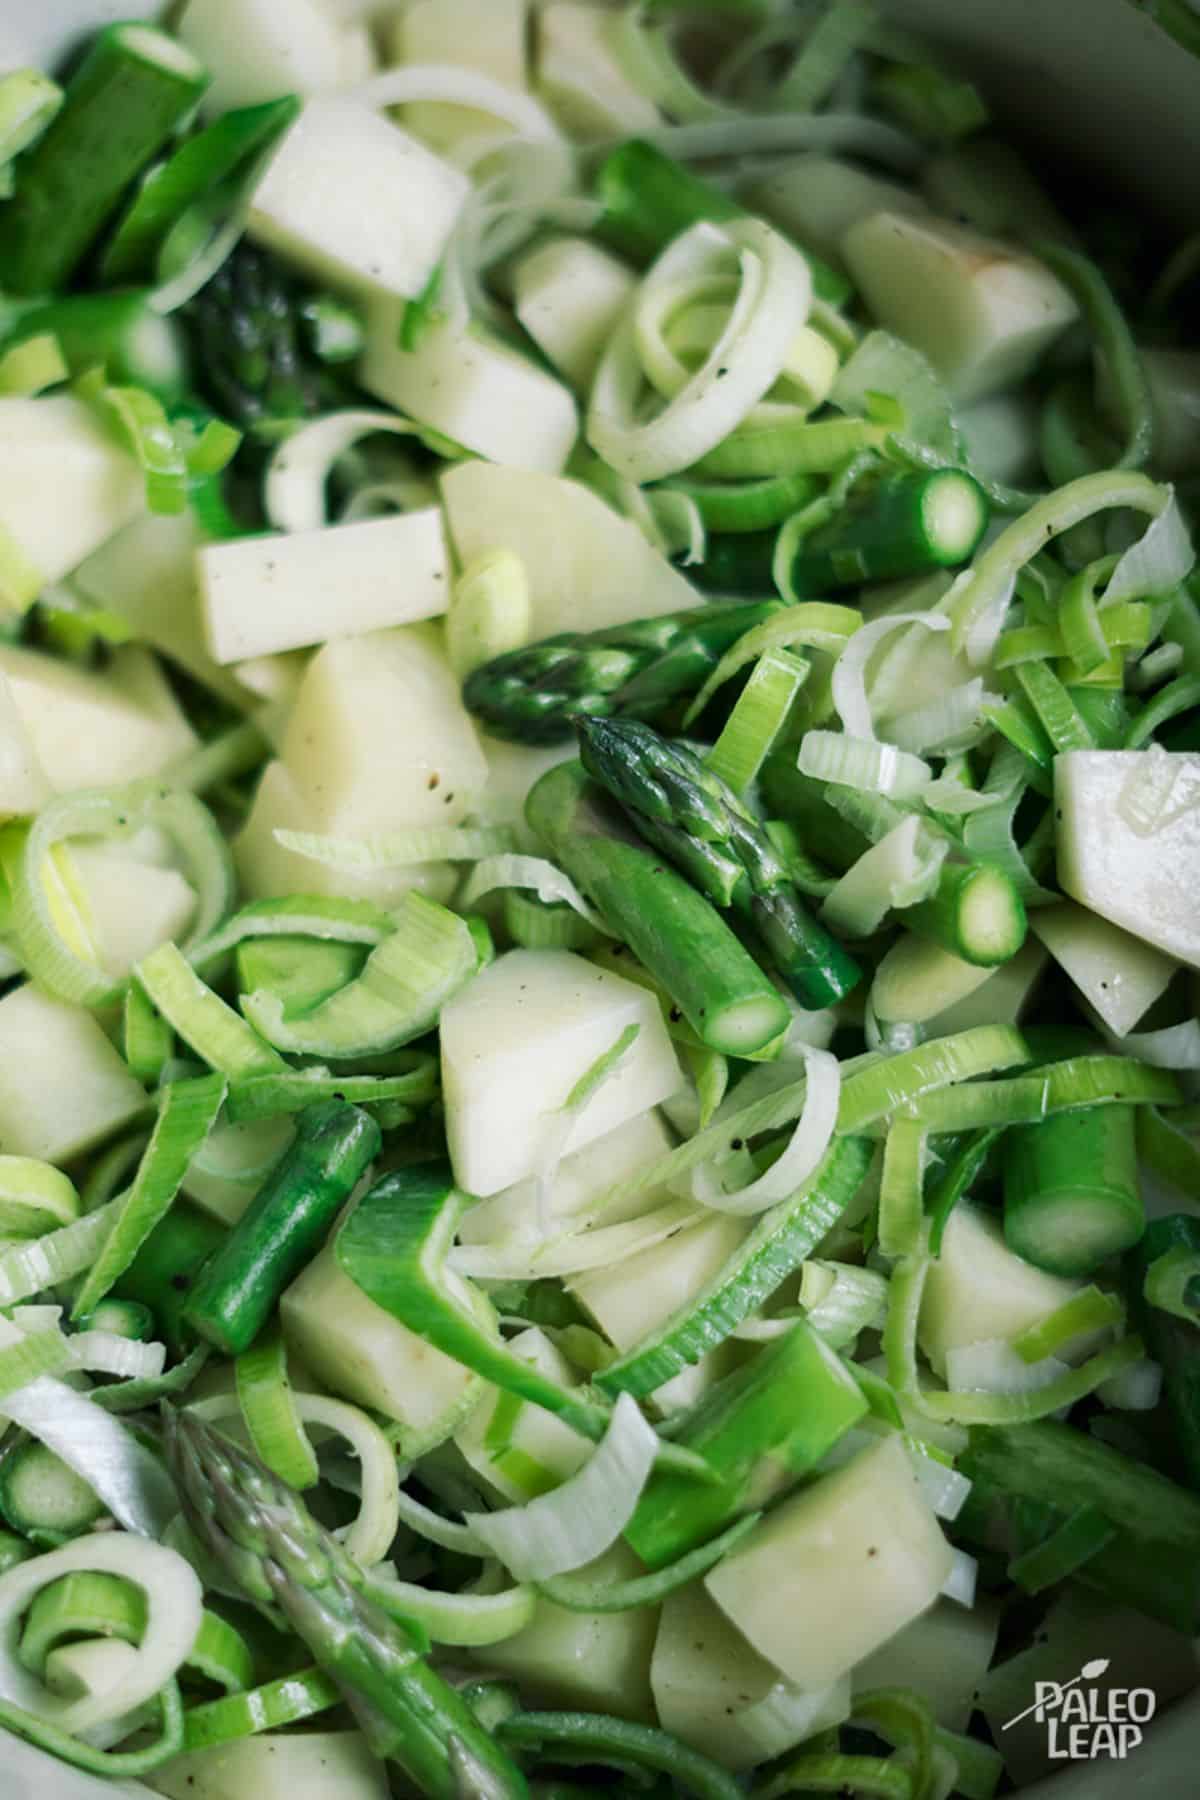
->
918 1201 1083 1374
1032 900 1179 1037
513 235 637 389
178 0 354 113
0 985 146 1162
0 395 142 593
395 0 528 152
0 644 195 792
747 154 926 265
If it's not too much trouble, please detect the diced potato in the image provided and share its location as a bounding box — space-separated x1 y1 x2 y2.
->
569 1208 747 1415
472 1542 659 1719
441 462 699 637
473 733 576 844
0 985 147 1162
841 211 1078 402
925 938 1047 1037
653 1580 851 1770
74 512 249 708
456 1327 591 1501
281 1242 478 1450
70 845 197 982
360 308 579 475
152 1730 389 1800
746 154 926 265
0 395 142 594
705 1436 953 1689
957 391 1041 487
918 1201 1083 1374
199 510 449 664
512 235 637 389
441 948 683 1196
0 644 196 792
1032 900 1178 1037
459 1107 677 1247
1056 749 1200 969
181 1114 295 1228
281 624 488 837
234 759 457 908
537 2 660 139
178 0 362 115
851 1598 1000 1731
249 100 467 303
0 674 49 817
396 0 528 152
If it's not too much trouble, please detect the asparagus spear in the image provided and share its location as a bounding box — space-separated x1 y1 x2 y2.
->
577 717 862 1009
525 761 790 1055
462 600 784 745
163 1408 530 1799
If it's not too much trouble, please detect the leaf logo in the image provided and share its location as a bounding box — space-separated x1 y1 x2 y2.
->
1082 1659 1110 1680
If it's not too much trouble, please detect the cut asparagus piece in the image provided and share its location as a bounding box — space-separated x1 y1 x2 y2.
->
1004 1104 1144 1277
0 24 209 293
578 718 861 1009
784 470 989 594
525 760 790 1056
463 601 782 745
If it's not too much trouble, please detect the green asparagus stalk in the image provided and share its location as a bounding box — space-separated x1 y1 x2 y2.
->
688 528 780 596
594 139 852 307
577 717 861 1009
462 600 784 745
526 761 790 1055
782 470 990 594
163 1408 530 1798
0 24 210 293
184 243 358 431
0 71 63 196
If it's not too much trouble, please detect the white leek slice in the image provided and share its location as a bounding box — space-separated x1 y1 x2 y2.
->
1105 490 1194 603
691 1049 840 1217
451 1197 707 1281
0 1315 177 1537
941 1548 978 1609
66 1332 166 1380
353 62 562 146
463 1391 658 1580
884 680 989 757
798 729 932 799
459 853 612 933
265 410 423 533
821 816 947 938
832 611 949 740
0 1535 201 1736
274 824 515 871
588 219 812 483
908 1448 972 1523
944 1339 1071 1397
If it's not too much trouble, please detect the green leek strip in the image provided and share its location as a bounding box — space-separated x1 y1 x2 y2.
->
681 602 861 730
365 1573 535 1647
927 1128 1000 1256
498 1711 741 1800
137 942 283 1079
883 1238 929 1399
949 471 1172 661
995 624 1064 668
0 333 69 396
1058 556 1119 674
92 1343 209 1415
852 1687 934 1800
535 1514 759 1613
0 1680 183 1776
838 1024 1030 1134
81 1133 148 1213
594 1135 875 1400
164 720 269 797
1035 243 1152 470
934 1727 1003 1800
17 1570 143 1676
0 1156 79 1237
1144 1246 1200 1322
878 1115 926 1259
0 69 63 184
694 414 889 480
757 1751 911 1800
1040 1054 1182 1111
78 371 188 515
274 825 516 871
14 783 234 1011
1013 661 1095 754
503 890 601 952
0 1328 71 1397
242 894 486 1059
226 1057 437 1124
704 646 809 793
981 697 1054 787
1123 673 1200 748
189 895 395 971
71 1073 226 1319
661 469 820 533
393 1486 488 1557
1007 1502 1118 1594
123 979 172 1085
917 1335 1145 1424
0 1199 121 1306
186 1609 254 1695
182 1666 339 1753
1012 1286 1125 1362
235 1328 319 1491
